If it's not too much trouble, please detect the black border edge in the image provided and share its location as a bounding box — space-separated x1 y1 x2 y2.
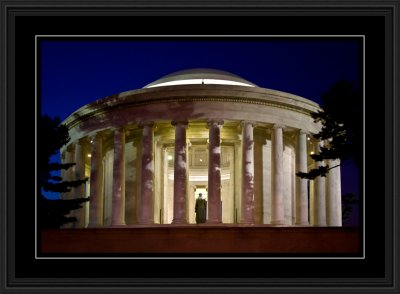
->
1 1 399 293
391 0 399 292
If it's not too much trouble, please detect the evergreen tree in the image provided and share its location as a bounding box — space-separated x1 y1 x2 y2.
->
38 114 89 229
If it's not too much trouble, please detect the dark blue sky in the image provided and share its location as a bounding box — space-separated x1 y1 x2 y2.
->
41 39 361 121
40 38 361 225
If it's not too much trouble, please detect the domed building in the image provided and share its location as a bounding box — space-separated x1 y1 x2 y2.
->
60 68 342 228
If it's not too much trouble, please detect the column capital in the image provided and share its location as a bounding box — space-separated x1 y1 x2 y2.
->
74 137 89 145
171 120 189 127
298 129 309 135
206 119 224 128
138 121 154 128
240 120 257 127
272 124 286 130
89 131 105 143
111 126 126 132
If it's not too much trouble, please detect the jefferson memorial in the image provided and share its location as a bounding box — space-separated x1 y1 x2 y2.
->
61 68 342 228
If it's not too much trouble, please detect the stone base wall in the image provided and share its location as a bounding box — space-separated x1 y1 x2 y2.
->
41 226 359 254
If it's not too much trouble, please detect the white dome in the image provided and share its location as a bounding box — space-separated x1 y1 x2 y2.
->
144 68 257 88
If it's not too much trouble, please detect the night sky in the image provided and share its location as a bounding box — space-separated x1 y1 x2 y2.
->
39 38 361 225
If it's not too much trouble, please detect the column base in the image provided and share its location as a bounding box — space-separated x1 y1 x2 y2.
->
87 223 100 228
206 219 222 224
294 221 310 226
171 219 187 225
240 221 255 225
111 222 126 226
138 221 155 225
271 220 286 226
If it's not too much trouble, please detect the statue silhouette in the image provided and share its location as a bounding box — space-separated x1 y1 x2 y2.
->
195 193 207 224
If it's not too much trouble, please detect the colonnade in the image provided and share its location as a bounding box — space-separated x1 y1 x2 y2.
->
62 120 342 227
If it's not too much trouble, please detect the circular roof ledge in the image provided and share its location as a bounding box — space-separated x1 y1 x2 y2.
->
144 68 257 88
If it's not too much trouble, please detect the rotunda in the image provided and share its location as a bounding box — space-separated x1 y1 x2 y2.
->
60 68 342 228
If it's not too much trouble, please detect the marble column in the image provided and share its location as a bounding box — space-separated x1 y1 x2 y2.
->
139 121 154 224
134 139 142 224
241 121 255 224
172 120 188 224
162 146 169 224
326 159 342 226
234 138 242 224
111 127 126 226
186 140 194 223
88 133 104 227
207 119 224 224
73 139 86 228
313 140 326 226
253 129 267 224
295 130 309 225
154 140 163 224
228 146 235 224
271 124 285 225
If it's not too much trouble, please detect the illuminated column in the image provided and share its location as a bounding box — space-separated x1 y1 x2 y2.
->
139 121 154 225
295 130 309 225
241 121 255 224
335 159 342 226
253 129 267 224
313 141 326 226
72 139 86 228
326 159 342 226
134 139 142 224
172 120 188 224
234 136 242 224
186 140 194 223
271 124 285 225
111 127 126 226
162 146 169 224
88 133 104 227
207 119 224 224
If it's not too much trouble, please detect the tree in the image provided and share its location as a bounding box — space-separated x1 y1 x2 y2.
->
297 80 362 180
38 114 89 229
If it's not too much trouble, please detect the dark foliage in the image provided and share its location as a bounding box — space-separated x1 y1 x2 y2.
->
38 114 89 229
297 80 362 180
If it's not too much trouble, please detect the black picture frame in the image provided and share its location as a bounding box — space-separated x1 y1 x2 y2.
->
1 1 398 293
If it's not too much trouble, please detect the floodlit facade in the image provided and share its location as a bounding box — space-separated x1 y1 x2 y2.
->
61 68 342 228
